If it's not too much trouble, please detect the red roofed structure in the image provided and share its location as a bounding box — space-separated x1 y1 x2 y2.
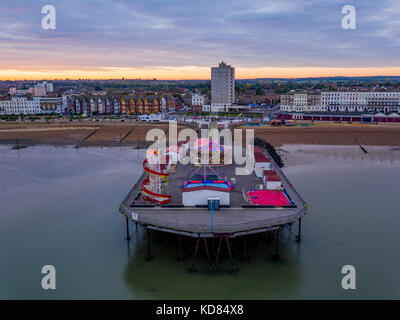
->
263 170 277 176
247 190 290 206
254 146 264 154
265 172 282 190
267 175 281 182
254 153 270 163
262 170 278 184
254 153 272 177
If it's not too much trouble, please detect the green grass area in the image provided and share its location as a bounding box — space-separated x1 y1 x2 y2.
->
0 114 72 123
0 115 19 121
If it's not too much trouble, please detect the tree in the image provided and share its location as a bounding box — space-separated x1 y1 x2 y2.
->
256 88 265 95
201 87 210 95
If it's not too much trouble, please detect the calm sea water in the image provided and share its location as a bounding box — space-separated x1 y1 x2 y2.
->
0 145 399 299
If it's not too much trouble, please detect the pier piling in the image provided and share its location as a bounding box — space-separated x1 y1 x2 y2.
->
178 235 184 260
296 218 302 243
215 238 223 269
226 238 237 272
229 240 243 261
146 229 153 260
203 239 213 272
190 237 200 272
243 236 248 261
271 229 281 261
125 217 131 241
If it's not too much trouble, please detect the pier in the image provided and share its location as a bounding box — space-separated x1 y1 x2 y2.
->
119 144 308 271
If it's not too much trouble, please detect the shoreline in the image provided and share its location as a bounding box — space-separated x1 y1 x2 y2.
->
278 144 400 170
2 142 400 171
0 122 400 148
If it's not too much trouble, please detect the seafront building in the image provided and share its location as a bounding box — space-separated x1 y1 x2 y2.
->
0 93 179 116
0 97 41 114
0 96 64 115
281 91 400 113
40 97 65 113
211 61 235 112
320 91 400 113
191 93 205 106
70 95 177 115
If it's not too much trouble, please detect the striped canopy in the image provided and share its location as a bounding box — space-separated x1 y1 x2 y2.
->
195 138 225 152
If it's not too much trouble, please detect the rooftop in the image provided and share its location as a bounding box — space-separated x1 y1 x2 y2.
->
254 153 270 162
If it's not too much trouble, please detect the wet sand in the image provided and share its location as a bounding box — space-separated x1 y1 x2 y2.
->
0 121 400 148
0 122 178 147
278 144 400 168
252 123 400 147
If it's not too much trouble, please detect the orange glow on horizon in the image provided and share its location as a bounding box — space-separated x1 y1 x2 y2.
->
0 66 399 81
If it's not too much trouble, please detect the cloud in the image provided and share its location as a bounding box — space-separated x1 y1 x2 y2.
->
0 0 399 78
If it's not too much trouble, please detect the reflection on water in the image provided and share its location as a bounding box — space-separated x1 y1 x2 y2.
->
0 145 399 299
123 230 303 299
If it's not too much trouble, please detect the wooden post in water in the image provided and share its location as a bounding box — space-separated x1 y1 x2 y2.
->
125 216 131 241
178 235 183 260
225 238 237 272
146 229 153 260
215 238 223 269
243 236 248 261
203 239 213 272
190 237 200 272
296 218 302 243
272 229 281 261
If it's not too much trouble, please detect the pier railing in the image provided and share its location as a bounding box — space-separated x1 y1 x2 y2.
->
271 161 307 208
119 171 147 209
133 207 306 235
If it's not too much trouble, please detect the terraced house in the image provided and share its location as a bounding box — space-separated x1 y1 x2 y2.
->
69 95 176 115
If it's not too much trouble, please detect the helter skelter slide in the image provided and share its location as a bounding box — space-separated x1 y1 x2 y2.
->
141 150 171 205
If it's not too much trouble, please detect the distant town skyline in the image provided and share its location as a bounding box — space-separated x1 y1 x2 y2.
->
1 0 399 80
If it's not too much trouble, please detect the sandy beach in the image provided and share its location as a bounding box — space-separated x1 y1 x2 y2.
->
278 144 400 169
0 122 175 147
0 121 400 148
252 122 400 147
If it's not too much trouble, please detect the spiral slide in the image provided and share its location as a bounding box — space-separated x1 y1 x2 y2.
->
142 159 169 177
141 159 172 204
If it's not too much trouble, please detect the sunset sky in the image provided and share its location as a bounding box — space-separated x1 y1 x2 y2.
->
1 0 399 80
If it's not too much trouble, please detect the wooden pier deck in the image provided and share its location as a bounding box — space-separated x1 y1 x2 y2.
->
119 147 307 238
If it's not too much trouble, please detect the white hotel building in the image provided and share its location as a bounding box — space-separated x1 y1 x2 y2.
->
0 96 65 115
281 91 400 113
0 97 41 115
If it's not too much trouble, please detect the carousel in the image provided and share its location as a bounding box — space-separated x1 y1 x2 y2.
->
181 138 233 206
191 137 231 166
